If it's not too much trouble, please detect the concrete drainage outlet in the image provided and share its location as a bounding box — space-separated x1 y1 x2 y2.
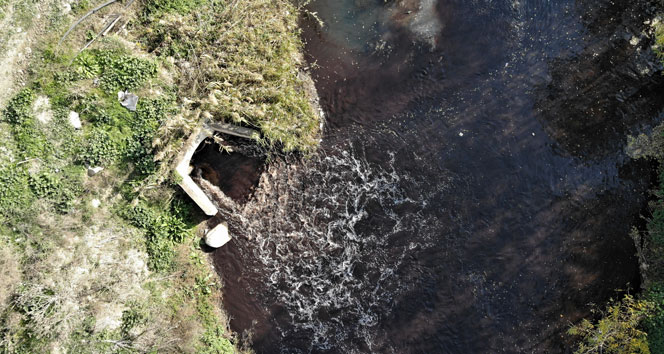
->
174 123 258 249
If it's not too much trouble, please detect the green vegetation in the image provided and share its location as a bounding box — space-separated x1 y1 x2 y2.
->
0 45 238 351
120 201 188 272
74 50 157 93
141 0 320 171
569 295 652 354
570 17 664 354
0 0 321 350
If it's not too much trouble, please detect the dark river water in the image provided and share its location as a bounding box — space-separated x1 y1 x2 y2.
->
198 0 664 352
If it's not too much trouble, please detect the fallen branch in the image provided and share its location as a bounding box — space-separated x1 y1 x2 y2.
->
71 13 121 62
57 0 119 48
16 157 42 165
69 0 138 62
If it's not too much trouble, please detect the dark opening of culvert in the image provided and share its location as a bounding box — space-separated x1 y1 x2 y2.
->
190 136 265 205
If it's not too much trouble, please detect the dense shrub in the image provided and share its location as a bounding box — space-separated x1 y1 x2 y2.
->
569 295 652 354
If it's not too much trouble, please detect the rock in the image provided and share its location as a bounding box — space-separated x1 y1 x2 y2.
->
118 91 139 111
205 222 231 248
87 166 104 176
91 199 101 208
68 111 81 129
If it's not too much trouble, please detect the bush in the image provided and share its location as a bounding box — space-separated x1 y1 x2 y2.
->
569 295 653 354
645 283 664 353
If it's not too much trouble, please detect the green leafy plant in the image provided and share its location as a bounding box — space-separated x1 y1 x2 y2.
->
140 0 204 20
120 202 190 272
0 164 32 217
569 295 653 354
80 128 122 166
2 89 50 159
645 283 664 353
29 171 61 199
74 50 157 92
123 98 174 176
120 302 148 338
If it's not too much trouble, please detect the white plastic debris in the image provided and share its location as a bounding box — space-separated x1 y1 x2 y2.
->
118 91 139 111
91 199 101 208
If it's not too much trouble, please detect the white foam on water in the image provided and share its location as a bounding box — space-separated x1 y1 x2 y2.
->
215 146 449 352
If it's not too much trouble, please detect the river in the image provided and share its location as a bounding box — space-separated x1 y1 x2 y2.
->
198 0 664 352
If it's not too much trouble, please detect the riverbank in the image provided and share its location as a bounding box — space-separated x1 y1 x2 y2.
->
569 14 664 354
0 0 319 352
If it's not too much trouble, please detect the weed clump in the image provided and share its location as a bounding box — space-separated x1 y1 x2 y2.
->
74 50 157 93
0 164 32 217
120 201 189 272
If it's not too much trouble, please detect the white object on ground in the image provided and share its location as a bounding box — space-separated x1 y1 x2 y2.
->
118 91 139 111
68 111 81 129
205 222 231 248
87 166 104 176
91 199 101 208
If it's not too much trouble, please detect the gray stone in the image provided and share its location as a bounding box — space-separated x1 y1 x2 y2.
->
205 222 231 248
87 166 104 176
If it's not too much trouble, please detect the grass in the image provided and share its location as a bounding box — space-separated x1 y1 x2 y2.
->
0 60 238 352
139 0 321 177
0 0 323 351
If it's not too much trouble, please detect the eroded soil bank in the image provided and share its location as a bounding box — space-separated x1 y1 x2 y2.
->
195 0 664 352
